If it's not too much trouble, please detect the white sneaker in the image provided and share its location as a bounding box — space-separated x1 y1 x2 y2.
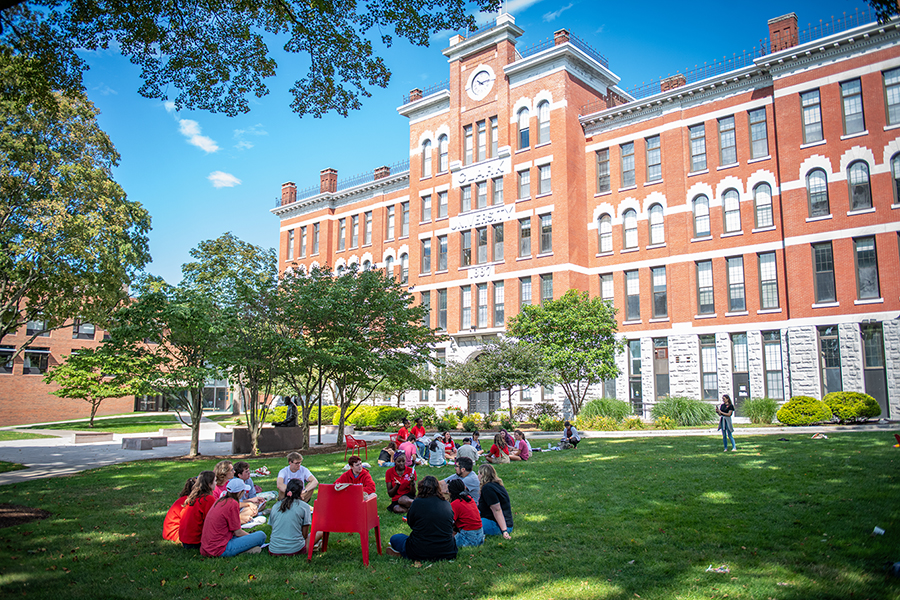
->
242 515 267 529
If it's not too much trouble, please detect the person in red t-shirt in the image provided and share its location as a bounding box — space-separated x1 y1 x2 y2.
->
335 456 377 500
448 479 484 547
397 418 410 443
200 478 267 557
486 433 510 464
163 476 197 542
385 453 416 513
411 418 428 459
179 471 216 549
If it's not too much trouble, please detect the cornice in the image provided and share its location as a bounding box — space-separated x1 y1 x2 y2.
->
504 41 622 93
442 15 524 63
271 171 411 219
397 89 451 119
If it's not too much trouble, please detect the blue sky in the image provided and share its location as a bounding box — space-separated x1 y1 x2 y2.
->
79 0 872 285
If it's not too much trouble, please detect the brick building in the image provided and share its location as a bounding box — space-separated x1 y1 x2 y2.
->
272 11 900 419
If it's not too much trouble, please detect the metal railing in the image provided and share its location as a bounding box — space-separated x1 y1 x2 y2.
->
401 79 450 105
275 159 411 207
797 6 877 44
515 33 609 68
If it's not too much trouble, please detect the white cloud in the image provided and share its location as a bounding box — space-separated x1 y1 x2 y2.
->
93 83 118 96
179 119 219 153
208 171 242 188
233 124 267 150
542 2 573 22
595 24 606 34
504 0 546 15
163 101 176 113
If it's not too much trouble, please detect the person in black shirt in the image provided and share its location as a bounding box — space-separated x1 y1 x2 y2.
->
386 476 457 561
477 464 513 539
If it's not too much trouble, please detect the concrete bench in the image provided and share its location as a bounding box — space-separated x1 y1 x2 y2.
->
214 431 233 442
159 428 191 437
148 436 167 447
121 438 153 450
74 432 114 443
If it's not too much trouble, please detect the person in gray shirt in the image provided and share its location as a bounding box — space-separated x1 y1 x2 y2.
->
440 456 480 503
455 437 478 464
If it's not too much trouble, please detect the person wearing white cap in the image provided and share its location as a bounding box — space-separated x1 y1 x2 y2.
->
200 478 267 557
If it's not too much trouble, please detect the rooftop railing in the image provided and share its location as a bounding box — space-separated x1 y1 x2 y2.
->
275 159 411 208
401 79 450 105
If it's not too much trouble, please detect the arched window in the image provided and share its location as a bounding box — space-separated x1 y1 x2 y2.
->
754 183 773 228
848 161 872 211
623 209 638 249
422 139 432 178
517 107 530 150
385 256 394 278
806 169 829 217
892 154 900 204
336 264 345 276
598 214 612 253
693 195 710 237
723 189 741 233
362 260 371 271
438 135 448 173
400 253 409 284
648 203 664 245
537 101 550 145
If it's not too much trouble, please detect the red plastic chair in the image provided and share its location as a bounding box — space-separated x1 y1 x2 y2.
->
345 434 368 460
389 433 400 445
307 484 382 565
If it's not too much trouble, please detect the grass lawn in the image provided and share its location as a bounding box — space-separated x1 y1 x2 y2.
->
0 431 55 442
0 432 898 599
0 461 26 473
22 415 183 434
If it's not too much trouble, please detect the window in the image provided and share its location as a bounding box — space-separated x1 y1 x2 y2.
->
72 320 95 340
818 326 842 396
754 183 773 228
620 142 635 187
651 267 667 318
540 214 552 254
886 68 900 125
337 218 346 251
461 230 472 267
596 149 610 193
386 206 395 240
538 164 551 195
438 135 448 172
723 189 741 233
718 116 736 165
476 227 488 264
519 276 532 307
461 286 471 329
437 289 447 330
893 154 900 204
493 281 505 326
763 331 783 399
27 319 48 337
464 125 473 165
727 256 746 312
490 117 498 157
848 161 872 211
23 347 49 375
477 283 488 327
693 195 710 237
749 108 768 158
461 185 472 212
0 346 13 374
598 214 612 253
841 78 865 135
537 101 550 144
517 169 530 199
801 89 823 143
300 226 307 257
600 273 614 301
625 270 640 321
287 229 295 258
517 107 530 149
854 236 880 299
437 235 448 271
491 176 503 205
476 120 486 162
732 333 749 375
758 252 779 309
812 242 836 303
385 256 394 278
421 195 431 223
401 201 409 237
438 191 448 219
421 292 431 328
518 218 531 257
646 135 661 182
689 124 706 172
697 260 714 314
699 335 718 400
363 213 372 245
648 204 664 245
492 223 504 261
313 223 320 253
623 209 637 249
422 139 432 177
351 215 359 247
540 274 553 305
421 239 431 274
804 169 830 217
476 181 487 209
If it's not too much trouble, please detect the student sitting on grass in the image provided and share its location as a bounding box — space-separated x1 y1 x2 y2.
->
398 434 419 465
560 421 580 448
267 479 319 556
378 442 398 467
455 437 479 464
428 438 447 467
334 456 377 501
233 461 267 525
277 452 318 502
486 433 510 464
385 452 417 514
509 430 531 461
477 464 513 539
448 479 484 547
200 478 267 557
212 460 234 498
163 476 197 542
179 471 216 549
387 475 457 561
442 431 457 461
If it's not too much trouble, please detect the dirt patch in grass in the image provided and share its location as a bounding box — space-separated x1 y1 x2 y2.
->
0 503 51 529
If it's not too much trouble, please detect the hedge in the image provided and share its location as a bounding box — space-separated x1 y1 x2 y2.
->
331 406 409 429
650 396 716 426
580 398 631 422
776 396 832 426
823 391 881 423
743 397 778 424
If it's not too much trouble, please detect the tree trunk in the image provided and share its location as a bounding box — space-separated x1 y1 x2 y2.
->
188 387 203 457
507 388 514 419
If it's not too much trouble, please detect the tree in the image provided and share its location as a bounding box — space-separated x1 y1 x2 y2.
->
1 0 499 118
866 0 899 23
507 289 624 417
433 357 489 415
477 337 547 417
43 346 152 427
0 52 151 351
374 363 433 407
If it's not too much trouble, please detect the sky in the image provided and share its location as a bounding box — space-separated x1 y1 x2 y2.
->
78 0 874 285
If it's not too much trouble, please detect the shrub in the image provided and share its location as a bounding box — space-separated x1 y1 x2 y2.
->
576 414 621 431
482 412 496 429
744 397 779 424
461 414 481 432
538 416 563 431
333 405 374 427
650 396 717 426
581 397 631 422
435 417 453 432
499 415 517 431
260 406 288 423
776 396 833 426
409 406 439 428
527 402 561 422
623 417 645 430
442 413 458 430
823 391 881 423
654 415 677 430
513 407 531 422
372 407 409 430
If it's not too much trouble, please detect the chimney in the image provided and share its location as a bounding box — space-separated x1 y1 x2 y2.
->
320 168 337 194
768 13 798 52
554 29 570 46
374 165 391 180
660 74 687 93
281 181 296 205
409 88 423 102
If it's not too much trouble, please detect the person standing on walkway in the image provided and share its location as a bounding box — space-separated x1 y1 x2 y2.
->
716 394 736 452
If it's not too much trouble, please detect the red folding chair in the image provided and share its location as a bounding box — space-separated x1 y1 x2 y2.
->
307 484 382 565
345 434 368 460
389 433 400 445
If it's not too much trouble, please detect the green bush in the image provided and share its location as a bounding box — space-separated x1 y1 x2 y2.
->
461 414 481 432
499 415 517 431
436 417 455 432
654 415 677 430
372 407 409 430
538 416 563 431
650 396 716 426
260 406 288 423
744 397 778 424
623 417 645 430
482 412 496 429
776 396 833 426
581 397 631 422
576 414 621 431
443 413 458 430
409 406 439 428
823 391 881 423
333 405 372 427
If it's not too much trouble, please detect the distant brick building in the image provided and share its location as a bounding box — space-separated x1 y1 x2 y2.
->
272 11 900 419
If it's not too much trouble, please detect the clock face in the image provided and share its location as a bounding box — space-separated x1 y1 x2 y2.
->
467 68 495 101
